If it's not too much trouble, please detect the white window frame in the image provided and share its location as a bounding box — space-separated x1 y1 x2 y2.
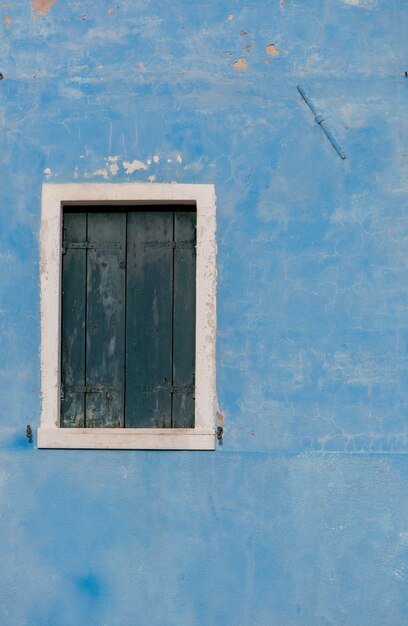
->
38 183 216 450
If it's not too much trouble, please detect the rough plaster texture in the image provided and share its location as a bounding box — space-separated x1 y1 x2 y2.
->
1 0 408 624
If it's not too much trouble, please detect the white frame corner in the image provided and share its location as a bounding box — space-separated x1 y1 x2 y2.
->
38 183 216 450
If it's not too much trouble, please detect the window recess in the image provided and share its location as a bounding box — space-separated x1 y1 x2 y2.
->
61 208 196 430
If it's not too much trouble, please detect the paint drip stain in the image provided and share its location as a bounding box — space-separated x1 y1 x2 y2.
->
32 0 57 15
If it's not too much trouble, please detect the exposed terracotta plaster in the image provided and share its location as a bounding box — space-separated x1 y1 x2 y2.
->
5 14 11 28
32 0 57 15
93 169 108 179
123 159 147 173
216 411 225 429
232 56 248 70
227 13 233 20
266 43 280 56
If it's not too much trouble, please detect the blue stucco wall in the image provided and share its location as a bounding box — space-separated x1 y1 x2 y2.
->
1 0 408 624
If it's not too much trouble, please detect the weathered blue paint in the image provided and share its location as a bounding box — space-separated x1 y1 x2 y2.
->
1 0 408 623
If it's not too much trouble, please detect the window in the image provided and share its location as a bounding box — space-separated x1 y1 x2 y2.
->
38 184 216 450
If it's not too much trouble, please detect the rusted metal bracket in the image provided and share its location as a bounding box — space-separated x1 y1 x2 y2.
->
62 241 122 254
61 384 118 400
26 424 33 442
297 84 346 160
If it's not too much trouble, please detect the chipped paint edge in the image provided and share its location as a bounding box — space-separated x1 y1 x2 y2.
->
38 183 217 450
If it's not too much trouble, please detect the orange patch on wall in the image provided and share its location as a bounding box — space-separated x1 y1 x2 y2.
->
5 14 11 28
266 43 280 56
232 56 248 70
32 0 57 15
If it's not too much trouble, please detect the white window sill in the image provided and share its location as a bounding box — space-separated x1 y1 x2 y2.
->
37 428 215 450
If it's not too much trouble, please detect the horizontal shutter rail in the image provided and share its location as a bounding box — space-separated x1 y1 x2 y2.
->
133 384 195 393
62 241 122 254
141 242 195 249
61 384 118 398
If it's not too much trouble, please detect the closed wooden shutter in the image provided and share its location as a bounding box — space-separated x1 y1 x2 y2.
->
60 207 196 429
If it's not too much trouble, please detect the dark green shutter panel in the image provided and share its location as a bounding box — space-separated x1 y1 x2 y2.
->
172 212 196 428
61 211 126 428
126 212 173 427
61 212 87 427
86 212 126 427
61 208 196 429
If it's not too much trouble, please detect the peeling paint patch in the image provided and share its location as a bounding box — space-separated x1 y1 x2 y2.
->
232 56 248 71
227 13 233 20
148 175 156 182
93 169 108 180
123 159 147 174
5 14 11 28
107 6 114 13
176 154 182 164
106 156 119 175
138 62 145 69
153 155 160 163
43 167 52 176
32 0 57 15
266 43 279 56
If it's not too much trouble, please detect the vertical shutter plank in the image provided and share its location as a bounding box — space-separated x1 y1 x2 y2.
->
86 212 126 427
61 212 86 427
172 212 196 428
126 211 173 427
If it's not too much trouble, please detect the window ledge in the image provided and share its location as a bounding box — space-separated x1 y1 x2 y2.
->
37 428 215 450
